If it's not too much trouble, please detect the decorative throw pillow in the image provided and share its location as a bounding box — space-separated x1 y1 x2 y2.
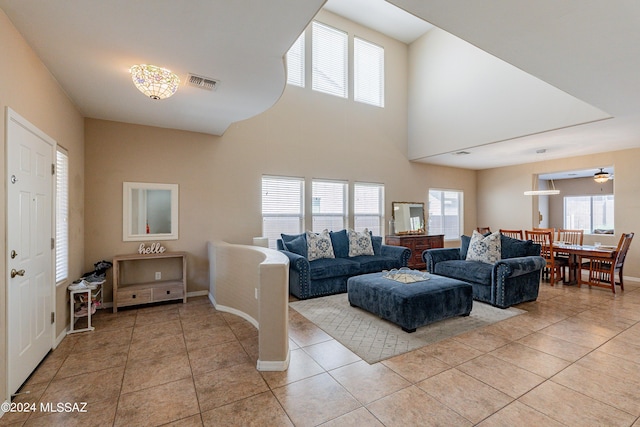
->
306 230 335 261
283 235 307 257
329 229 349 258
459 234 472 259
466 230 502 264
347 228 375 257
371 235 383 255
500 234 534 258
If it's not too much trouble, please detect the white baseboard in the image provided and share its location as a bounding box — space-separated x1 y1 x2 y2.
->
187 290 209 298
208 292 258 329
0 400 8 418
257 350 290 372
209 292 289 371
54 328 68 349
623 275 640 283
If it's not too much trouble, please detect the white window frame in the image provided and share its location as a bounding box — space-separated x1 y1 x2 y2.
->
55 147 69 284
286 31 305 87
354 37 385 107
262 176 305 249
311 179 348 232
354 182 384 235
312 21 348 98
564 194 614 234
428 189 464 241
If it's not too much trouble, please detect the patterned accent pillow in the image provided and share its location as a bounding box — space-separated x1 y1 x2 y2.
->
347 228 375 257
306 230 335 261
466 230 502 264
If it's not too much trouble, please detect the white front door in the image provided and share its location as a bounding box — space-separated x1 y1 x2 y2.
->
6 108 55 396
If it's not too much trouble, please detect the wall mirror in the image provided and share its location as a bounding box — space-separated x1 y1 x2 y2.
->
392 202 425 234
123 182 179 241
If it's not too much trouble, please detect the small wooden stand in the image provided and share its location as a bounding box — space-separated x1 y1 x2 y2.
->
112 252 187 313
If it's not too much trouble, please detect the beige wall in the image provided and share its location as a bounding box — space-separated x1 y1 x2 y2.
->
84 12 478 299
1 10 85 401
477 148 640 277
407 28 608 161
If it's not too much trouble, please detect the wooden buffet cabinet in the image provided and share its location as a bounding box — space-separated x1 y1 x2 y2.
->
112 252 187 312
385 234 444 270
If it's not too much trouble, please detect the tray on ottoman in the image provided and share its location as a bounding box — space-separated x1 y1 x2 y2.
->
347 272 473 332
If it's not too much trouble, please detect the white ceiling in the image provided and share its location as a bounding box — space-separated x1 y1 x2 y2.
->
2 0 640 170
388 0 640 168
0 0 325 135
323 0 432 44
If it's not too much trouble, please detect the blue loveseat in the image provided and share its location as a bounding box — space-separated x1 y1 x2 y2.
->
277 229 411 299
423 234 546 308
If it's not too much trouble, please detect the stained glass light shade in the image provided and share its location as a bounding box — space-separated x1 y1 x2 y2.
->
130 64 180 100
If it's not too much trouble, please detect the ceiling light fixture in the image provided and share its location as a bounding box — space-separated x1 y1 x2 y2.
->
593 168 610 183
130 64 180 100
524 179 560 196
524 148 560 195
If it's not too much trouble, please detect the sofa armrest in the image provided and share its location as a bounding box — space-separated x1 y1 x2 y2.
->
279 250 307 270
423 248 461 273
493 256 546 279
381 244 411 267
278 250 311 299
492 255 546 308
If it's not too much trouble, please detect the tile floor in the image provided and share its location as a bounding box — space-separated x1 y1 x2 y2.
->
4 280 640 426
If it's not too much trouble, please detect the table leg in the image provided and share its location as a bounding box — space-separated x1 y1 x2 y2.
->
567 254 578 285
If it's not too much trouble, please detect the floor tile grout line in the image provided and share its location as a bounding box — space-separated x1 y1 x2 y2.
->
513 382 573 427
13 290 640 426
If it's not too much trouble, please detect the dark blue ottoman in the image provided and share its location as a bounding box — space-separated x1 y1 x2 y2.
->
347 272 473 333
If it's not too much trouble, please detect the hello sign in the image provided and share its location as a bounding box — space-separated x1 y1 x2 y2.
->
138 242 166 254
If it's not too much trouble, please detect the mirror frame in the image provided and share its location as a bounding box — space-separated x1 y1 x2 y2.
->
392 201 426 235
123 182 179 241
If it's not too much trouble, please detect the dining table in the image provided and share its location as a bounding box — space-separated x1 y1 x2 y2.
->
552 242 617 285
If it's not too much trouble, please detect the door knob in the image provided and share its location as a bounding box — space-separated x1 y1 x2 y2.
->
10 269 25 278
11 250 18 259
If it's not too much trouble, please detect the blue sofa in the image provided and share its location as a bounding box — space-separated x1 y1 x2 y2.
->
423 234 546 309
277 229 411 299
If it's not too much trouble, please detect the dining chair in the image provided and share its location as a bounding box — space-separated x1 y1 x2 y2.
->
579 232 634 294
556 229 584 279
557 229 584 245
477 226 491 234
499 229 523 239
525 230 566 285
533 227 555 234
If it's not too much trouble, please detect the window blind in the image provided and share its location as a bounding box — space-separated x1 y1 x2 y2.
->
312 180 347 232
354 183 384 235
287 31 305 87
312 21 347 98
354 37 384 107
262 176 304 249
56 148 69 283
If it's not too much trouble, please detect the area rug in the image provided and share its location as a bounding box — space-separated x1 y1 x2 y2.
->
290 294 525 364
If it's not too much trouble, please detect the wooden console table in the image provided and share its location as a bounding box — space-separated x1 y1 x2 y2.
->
385 234 444 269
112 252 187 312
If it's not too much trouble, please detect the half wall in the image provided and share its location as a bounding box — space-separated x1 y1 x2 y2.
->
208 241 290 371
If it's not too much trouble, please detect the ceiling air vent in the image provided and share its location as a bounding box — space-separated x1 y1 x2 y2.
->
187 74 219 91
